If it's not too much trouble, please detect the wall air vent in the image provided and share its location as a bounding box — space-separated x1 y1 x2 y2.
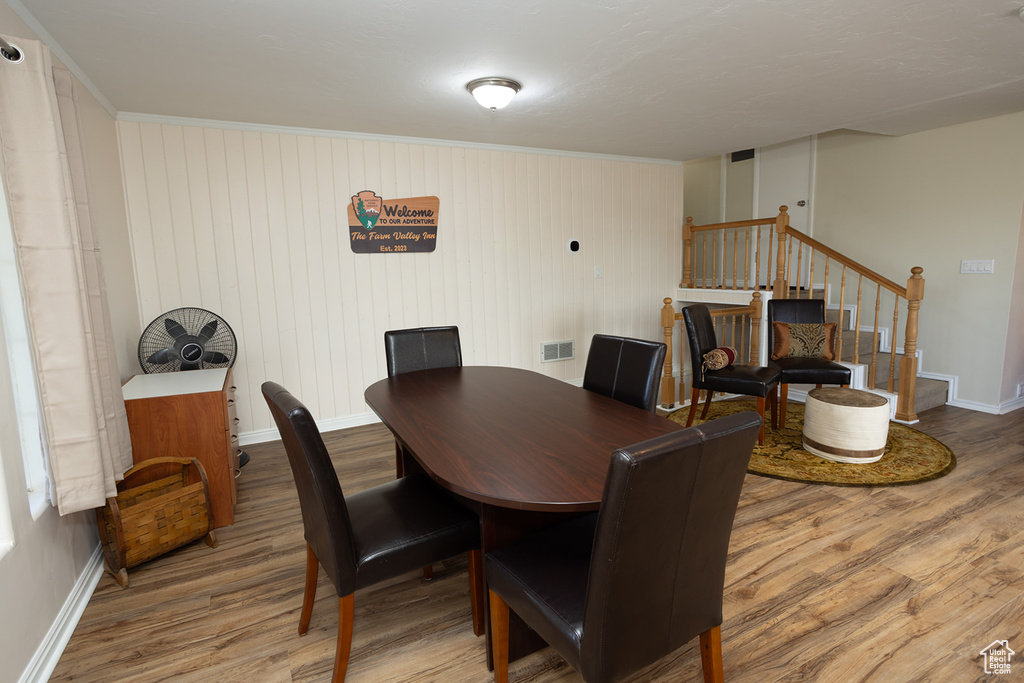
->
540 340 575 363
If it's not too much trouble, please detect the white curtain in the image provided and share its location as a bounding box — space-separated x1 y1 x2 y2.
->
0 35 132 514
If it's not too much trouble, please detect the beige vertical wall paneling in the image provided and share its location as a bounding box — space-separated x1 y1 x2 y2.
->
118 121 683 433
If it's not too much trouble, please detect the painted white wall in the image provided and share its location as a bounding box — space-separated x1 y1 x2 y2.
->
682 114 1024 411
0 7 140 679
724 156 754 222
117 120 685 435
682 155 723 226
813 112 1024 409
999 205 1024 407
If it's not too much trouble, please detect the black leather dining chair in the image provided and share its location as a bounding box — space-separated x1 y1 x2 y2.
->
582 334 667 413
682 304 779 444
486 411 761 683
384 325 462 480
261 382 483 683
384 325 462 377
768 299 851 428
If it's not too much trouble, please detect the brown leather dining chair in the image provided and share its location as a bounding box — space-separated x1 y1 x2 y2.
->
682 304 779 444
486 411 762 683
582 334 667 413
767 299 851 428
261 382 483 683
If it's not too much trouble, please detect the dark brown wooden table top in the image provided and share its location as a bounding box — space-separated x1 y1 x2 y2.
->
365 366 684 512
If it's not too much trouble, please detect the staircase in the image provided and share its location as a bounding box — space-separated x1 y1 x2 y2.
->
828 307 947 414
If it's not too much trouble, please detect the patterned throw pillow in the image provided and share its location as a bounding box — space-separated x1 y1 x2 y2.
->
701 347 736 380
771 322 837 361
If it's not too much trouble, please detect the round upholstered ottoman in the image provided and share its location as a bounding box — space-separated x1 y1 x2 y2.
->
802 387 890 463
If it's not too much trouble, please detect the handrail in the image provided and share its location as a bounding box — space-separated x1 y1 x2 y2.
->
688 216 776 231
782 226 906 298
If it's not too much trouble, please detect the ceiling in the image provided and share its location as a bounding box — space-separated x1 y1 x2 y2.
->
7 0 1024 161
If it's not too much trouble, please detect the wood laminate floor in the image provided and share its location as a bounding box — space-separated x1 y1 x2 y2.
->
51 403 1024 682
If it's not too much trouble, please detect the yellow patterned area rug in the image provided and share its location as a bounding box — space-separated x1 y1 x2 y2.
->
668 399 956 487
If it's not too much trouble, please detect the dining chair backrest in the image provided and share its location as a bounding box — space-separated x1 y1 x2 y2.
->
579 410 760 682
681 304 718 387
262 381 357 595
767 298 826 358
582 334 667 413
384 326 462 377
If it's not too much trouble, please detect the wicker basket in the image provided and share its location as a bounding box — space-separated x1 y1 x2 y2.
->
96 456 218 588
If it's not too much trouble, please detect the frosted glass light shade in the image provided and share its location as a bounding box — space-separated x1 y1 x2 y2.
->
467 78 521 110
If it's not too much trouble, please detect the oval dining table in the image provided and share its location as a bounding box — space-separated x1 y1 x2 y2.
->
364 365 684 667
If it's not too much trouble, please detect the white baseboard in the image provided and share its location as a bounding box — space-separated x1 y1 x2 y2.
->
19 544 104 683
998 396 1024 414
947 397 1002 414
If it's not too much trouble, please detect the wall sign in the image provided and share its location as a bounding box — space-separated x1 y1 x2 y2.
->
348 190 439 253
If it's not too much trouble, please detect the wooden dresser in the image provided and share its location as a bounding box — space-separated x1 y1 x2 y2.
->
122 368 240 528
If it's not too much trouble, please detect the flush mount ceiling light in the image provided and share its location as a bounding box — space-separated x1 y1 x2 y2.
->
466 77 522 110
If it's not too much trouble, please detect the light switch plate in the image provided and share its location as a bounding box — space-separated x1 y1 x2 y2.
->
960 259 994 274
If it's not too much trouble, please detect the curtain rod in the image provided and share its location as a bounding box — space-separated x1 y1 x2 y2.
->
1 34 23 63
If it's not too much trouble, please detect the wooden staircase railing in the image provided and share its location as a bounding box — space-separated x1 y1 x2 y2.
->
671 206 925 421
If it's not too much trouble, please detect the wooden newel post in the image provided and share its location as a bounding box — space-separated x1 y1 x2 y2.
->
681 217 694 288
895 267 925 422
748 291 762 365
772 206 790 299
661 297 678 408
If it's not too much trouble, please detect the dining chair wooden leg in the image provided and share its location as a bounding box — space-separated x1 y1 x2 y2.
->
333 593 355 683
685 387 702 427
700 389 715 420
468 550 484 636
778 383 790 428
299 543 319 635
422 565 433 580
699 625 725 683
755 397 767 445
489 589 511 683
769 388 778 432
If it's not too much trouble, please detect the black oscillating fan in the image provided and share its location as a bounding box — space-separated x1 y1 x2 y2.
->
138 307 237 374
